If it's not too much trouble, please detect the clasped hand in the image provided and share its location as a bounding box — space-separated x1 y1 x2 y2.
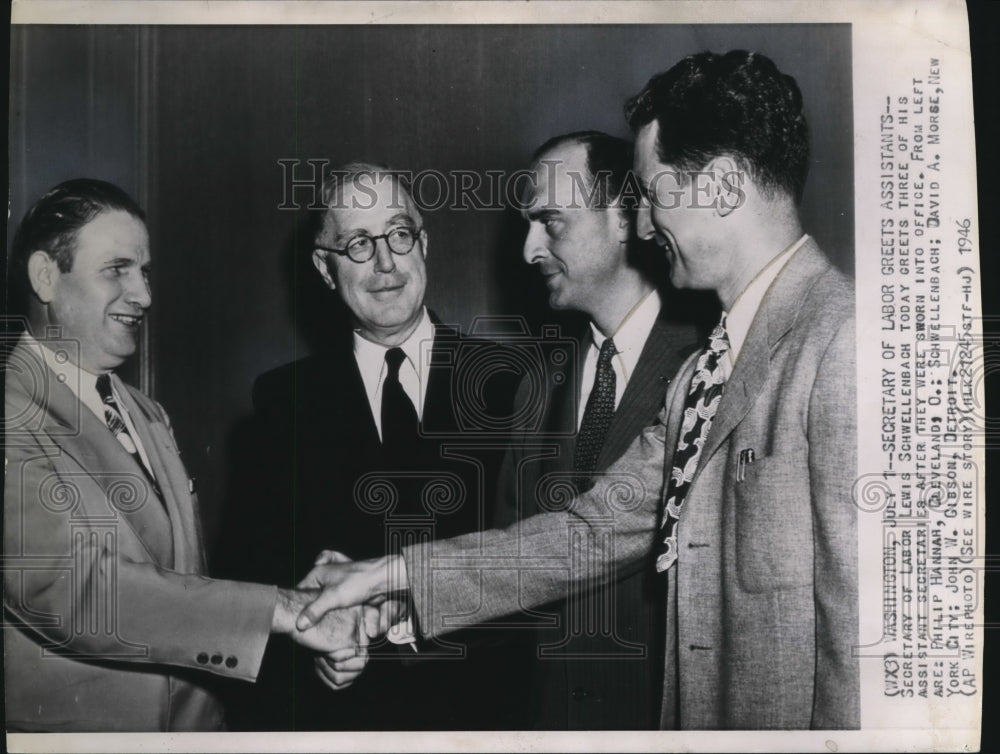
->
293 550 407 689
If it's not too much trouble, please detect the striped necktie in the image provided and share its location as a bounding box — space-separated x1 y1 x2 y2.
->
96 374 162 499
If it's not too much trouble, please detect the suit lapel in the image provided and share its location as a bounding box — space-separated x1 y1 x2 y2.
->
549 339 582 472
314 345 382 451
114 379 194 570
695 241 832 473
12 347 175 567
598 319 684 469
423 325 458 433
662 351 699 482
695 315 771 473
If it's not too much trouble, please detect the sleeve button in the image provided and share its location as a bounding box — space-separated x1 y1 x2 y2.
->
210 653 223 665
225 656 238 669
196 652 209 664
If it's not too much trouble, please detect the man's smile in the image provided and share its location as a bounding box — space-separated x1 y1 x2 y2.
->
368 281 407 298
109 312 144 328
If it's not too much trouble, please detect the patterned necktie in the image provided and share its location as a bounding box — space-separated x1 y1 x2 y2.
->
573 337 617 491
381 347 419 450
655 316 730 573
95 374 161 498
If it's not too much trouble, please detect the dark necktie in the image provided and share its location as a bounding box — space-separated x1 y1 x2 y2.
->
96 374 162 499
381 347 419 451
655 316 729 573
573 337 617 490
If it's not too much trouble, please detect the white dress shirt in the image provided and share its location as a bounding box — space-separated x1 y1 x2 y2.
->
352 307 434 441
23 332 156 476
577 289 662 428
721 234 809 378
352 313 434 649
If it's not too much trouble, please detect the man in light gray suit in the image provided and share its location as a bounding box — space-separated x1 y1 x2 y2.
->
300 50 859 730
3 179 371 732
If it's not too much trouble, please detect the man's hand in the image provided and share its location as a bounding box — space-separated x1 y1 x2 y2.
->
293 603 370 658
312 604 380 690
294 551 407 630
272 587 378 688
375 597 411 640
313 598 410 689
272 588 365 657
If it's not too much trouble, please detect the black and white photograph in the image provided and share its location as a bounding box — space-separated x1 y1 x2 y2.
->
3 2 983 751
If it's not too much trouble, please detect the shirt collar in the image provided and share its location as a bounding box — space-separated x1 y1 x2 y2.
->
724 234 808 365
588 288 661 383
21 331 106 420
353 307 434 376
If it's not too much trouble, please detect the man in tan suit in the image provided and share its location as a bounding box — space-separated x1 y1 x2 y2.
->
3 179 370 731
300 50 860 730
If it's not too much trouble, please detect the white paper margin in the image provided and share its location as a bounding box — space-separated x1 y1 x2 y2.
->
6 1 984 752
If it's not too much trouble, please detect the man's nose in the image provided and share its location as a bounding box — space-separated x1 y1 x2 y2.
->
125 271 152 309
373 237 397 273
522 224 549 265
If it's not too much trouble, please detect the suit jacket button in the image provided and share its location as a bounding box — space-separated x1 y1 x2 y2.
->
225 656 238 669
196 652 209 664
211 653 223 665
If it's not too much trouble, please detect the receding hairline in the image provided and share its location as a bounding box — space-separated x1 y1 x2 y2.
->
321 163 421 218
316 178 424 246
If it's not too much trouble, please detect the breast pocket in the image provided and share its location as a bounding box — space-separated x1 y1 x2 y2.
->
734 445 813 592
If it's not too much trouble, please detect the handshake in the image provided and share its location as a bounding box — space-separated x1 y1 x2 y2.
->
272 550 409 690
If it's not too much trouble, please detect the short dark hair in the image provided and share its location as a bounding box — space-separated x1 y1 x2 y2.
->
9 178 146 312
532 130 634 210
625 50 809 203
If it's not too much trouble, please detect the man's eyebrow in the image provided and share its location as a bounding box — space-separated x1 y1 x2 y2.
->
331 215 418 241
524 207 561 221
106 255 139 266
386 213 417 227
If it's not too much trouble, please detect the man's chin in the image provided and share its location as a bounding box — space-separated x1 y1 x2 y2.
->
108 336 139 359
89 349 133 373
547 291 570 310
358 311 424 344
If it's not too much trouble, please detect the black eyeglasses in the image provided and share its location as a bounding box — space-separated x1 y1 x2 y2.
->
316 226 423 264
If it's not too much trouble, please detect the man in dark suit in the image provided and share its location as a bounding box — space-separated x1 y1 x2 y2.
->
302 51 860 730
221 163 521 730
494 132 696 729
3 179 371 732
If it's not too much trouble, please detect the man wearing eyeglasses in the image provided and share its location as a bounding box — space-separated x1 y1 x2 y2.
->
297 51 859 731
220 163 521 730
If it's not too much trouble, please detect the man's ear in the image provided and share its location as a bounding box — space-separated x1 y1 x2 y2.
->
311 250 337 290
707 155 744 217
419 229 429 259
27 250 59 303
611 207 631 244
